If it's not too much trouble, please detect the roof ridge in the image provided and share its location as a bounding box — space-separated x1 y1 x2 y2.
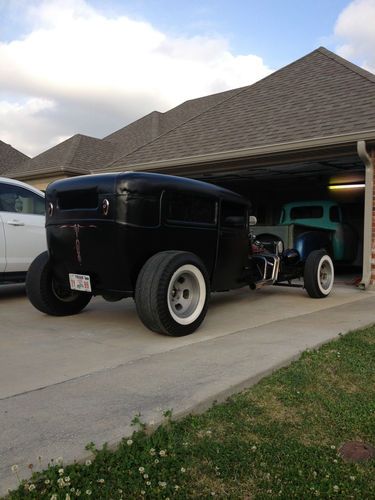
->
317 46 375 84
104 85 249 169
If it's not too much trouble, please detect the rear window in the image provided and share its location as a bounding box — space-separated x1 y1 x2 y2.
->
58 189 98 210
165 192 217 225
290 206 323 220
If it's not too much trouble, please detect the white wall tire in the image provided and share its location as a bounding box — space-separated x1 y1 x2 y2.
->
304 250 334 298
135 251 210 336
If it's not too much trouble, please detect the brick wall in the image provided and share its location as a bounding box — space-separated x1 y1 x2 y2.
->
371 148 375 286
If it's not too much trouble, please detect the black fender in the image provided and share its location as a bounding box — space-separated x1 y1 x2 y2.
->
295 231 332 262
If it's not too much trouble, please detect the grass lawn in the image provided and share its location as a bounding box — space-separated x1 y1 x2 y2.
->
5 325 375 499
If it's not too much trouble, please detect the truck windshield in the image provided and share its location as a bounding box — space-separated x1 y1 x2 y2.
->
290 206 323 220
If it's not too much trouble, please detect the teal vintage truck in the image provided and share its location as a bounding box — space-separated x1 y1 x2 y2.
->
255 200 358 263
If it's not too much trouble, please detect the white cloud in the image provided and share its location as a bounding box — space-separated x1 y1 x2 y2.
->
0 0 272 156
334 0 375 73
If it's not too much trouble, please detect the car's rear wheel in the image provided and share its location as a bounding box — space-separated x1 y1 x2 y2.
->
26 251 92 315
304 249 334 298
135 251 210 336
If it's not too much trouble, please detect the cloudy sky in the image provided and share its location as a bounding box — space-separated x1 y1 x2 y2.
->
0 0 374 157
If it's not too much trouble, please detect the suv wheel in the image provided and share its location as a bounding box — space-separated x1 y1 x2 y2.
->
304 250 334 298
135 251 210 336
26 251 92 315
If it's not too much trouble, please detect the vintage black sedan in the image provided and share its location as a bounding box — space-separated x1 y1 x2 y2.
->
26 172 334 336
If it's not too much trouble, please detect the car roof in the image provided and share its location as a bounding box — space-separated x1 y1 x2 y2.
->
0 176 45 197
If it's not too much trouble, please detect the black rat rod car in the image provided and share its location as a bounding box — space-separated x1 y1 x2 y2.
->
26 172 334 336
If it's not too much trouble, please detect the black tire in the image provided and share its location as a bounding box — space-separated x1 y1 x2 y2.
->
304 250 334 298
135 251 210 336
26 251 92 316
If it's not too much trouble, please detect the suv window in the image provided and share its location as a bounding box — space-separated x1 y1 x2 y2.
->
165 192 217 225
0 184 45 215
221 201 247 228
290 206 323 220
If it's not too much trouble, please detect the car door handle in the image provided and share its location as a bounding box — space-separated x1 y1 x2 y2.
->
6 219 25 226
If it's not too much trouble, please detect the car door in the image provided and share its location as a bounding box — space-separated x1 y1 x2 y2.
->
0 182 46 273
0 212 5 272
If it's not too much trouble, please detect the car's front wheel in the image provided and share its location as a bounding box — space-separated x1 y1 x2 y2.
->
26 251 92 316
304 250 334 298
135 251 210 336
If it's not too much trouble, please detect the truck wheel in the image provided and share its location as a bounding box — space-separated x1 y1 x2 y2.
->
135 251 210 336
26 251 92 316
304 250 334 298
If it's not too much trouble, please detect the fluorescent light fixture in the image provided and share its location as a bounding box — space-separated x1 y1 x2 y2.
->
329 183 365 190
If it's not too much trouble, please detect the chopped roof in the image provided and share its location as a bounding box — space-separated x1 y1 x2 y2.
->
0 141 29 175
107 47 375 170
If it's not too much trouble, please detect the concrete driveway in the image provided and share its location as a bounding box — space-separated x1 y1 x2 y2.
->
1 281 375 494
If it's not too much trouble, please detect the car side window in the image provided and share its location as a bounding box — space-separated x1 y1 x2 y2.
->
0 184 45 215
329 206 340 223
165 192 217 225
221 201 247 228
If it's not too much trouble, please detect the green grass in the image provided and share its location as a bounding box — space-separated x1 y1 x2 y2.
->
5 326 375 499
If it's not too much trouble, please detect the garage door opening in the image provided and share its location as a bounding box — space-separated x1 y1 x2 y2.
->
195 154 365 287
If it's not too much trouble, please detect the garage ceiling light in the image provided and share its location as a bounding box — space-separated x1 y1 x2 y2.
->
329 183 365 190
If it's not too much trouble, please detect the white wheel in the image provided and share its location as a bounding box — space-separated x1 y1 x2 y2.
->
304 250 334 298
167 264 206 325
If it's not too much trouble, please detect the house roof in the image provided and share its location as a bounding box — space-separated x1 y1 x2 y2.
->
103 86 245 157
11 134 115 178
106 47 375 171
0 141 29 175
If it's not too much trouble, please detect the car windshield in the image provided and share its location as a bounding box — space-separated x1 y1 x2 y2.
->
290 206 323 220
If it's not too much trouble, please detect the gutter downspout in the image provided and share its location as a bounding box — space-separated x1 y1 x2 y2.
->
357 140 373 289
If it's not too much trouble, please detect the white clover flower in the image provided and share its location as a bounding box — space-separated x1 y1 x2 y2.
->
159 450 166 457
333 459 338 463
158 481 167 488
146 481 151 486
206 430 212 436
350 476 356 481
149 448 156 456
330 445 336 450
29 484 36 491
143 473 149 479
70 487 75 493
180 467 186 473
85 459 92 466
11 465 19 473
76 490 81 497
58 468 64 475
118 490 123 494
182 442 188 447
57 478 66 488
86 490 92 496
333 485 339 492
126 439 133 446
175 485 180 490
251 446 257 451
97 478 105 484
313 471 317 478
154 459 159 464
139 466 145 473
64 477 70 483
141 490 145 495
45 479 51 485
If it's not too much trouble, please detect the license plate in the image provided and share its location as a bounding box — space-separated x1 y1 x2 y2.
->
69 273 92 292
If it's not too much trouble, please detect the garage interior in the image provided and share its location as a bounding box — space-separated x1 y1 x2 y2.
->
190 148 366 284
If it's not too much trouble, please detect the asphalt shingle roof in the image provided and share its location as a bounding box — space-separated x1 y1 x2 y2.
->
107 47 375 169
0 141 29 175
11 134 115 176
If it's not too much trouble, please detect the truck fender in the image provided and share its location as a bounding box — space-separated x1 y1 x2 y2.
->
295 231 332 262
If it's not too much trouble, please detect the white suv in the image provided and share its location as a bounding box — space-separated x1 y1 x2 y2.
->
0 177 46 284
